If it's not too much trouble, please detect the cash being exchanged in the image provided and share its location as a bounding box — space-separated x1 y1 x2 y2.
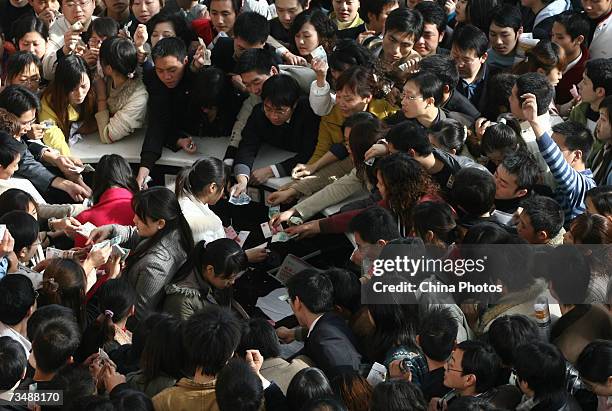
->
268 205 281 219
229 187 251 206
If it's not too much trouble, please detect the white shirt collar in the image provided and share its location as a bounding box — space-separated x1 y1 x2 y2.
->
0 322 31 359
307 314 324 338
563 51 582 74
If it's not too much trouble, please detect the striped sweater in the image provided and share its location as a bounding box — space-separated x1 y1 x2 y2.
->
536 131 596 225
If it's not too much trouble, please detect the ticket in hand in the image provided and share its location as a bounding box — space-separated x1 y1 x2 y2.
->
268 205 281 219
311 45 327 62
108 235 122 247
271 231 297 243
235 231 250 248
91 240 110 251
45 247 76 259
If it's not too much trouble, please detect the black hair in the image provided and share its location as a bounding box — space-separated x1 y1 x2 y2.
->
235 48 279 75
49 363 96 409
456 340 501 393
210 0 242 14
151 36 187 64
452 24 488 57
370 380 426 411
415 1 446 35
99 37 138 78
419 55 459 91
552 120 593 158
90 16 120 39
366 299 419 363
384 7 424 40
447 397 501 411
489 4 522 32
33 318 81 374
66 395 115 411
287 368 334 410
286 270 334 314
173 238 248 283
289 9 337 54
0 131 22 168
516 72 554 116
513 40 565 76
575 340 612 384
346 113 385 182
481 73 518 120
348 206 400 244
487 315 540 366
139 314 185 382
233 11 269 44
304 397 348 411
182 305 241 376
0 211 38 253
406 71 445 106
359 0 398 23
192 68 228 110
452 168 496 216
11 15 48 45
0 274 36 326
147 11 193 47
586 185 612 216
0 188 36 218
237 318 281 358
175 156 226 199
261 74 301 108
480 118 524 157
76 279 137 362
418 306 458 362
216 358 263 411
554 11 591 43
92 154 139 205
125 187 194 272
111 388 154 411
386 121 432 156
6 51 41 84
430 118 467 153
514 342 567 399
328 39 375 72
585 58 612 95
322 268 361 314
462 221 517 244
520 195 564 238
498 149 540 194
0 336 26 390
27 304 77 342
0 84 40 116
544 245 590 303
0 189 37 220
466 0 501 33
412 201 458 246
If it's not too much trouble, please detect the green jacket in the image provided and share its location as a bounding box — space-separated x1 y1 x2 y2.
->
569 102 603 167
163 270 229 320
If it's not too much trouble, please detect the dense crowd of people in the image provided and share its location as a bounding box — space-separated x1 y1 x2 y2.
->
0 0 611 409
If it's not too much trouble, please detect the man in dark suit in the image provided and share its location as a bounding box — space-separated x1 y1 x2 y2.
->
285 270 362 380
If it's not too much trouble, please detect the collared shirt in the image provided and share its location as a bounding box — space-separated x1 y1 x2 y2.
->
0 322 31 359
307 314 324 338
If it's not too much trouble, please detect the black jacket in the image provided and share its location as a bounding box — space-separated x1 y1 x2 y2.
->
303 312 362 380
140 67 198 170
234 98 320 177
14 138 57 194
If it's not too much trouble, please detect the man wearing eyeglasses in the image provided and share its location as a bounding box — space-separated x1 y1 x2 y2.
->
230 74 320 196
42 0 97 80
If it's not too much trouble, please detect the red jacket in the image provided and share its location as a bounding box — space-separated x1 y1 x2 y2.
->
75 187 135 247
318 194 443 235
556 47 589 105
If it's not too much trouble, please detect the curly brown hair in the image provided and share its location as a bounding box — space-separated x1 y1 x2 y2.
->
0 108 21 137
377 153 439 233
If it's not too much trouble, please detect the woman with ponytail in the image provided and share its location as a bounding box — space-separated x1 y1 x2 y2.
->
175 157 268 263
86 187 194 324
77 279 136 362
164 238 248 320
95 37 148 144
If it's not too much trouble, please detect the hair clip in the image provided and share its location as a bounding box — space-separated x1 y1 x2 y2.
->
127 72 135 79
104 310 114 318
499 118 507 125
45 277 59 293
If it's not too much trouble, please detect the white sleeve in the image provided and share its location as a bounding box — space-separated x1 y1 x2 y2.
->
309 80 335 117
242 0 277 19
